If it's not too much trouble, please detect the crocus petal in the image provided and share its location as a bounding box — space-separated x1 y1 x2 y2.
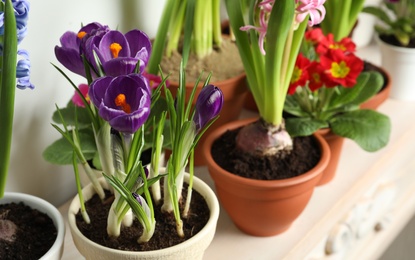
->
132 193 152 219
125 29 152 66
98 31 131 61
54 31 85 77
88 76 113 107
193 85 224 132
90 74 151 134
102 57 144 77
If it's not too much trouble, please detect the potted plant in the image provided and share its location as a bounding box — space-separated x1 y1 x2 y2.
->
203 0 331 237
319 0 392 109
284 27 391 185
46 21 222 259
363 0 415 100
0 1 65 259
146 0 248 165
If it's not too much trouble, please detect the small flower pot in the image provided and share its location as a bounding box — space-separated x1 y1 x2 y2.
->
0 192 65 260
203 118 330 236
315 128 345 186
68 172 220 260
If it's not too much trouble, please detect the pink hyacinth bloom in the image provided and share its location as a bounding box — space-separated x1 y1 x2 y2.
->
72 83 90 107
240 2 271 55
296 0 326 26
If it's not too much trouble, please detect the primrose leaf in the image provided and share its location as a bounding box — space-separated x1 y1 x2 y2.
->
285 117 328 137
330 110 391 152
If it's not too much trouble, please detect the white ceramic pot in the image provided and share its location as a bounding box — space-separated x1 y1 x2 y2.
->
352 0 382 48
1 192 65 260
378 37 415 100
68 172 219 260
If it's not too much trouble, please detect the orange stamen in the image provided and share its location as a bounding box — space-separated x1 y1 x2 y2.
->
115 94 131 114
77 31 87 39
110 43 122 58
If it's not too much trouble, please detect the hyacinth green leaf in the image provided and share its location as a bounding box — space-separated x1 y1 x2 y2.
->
0 0 18 197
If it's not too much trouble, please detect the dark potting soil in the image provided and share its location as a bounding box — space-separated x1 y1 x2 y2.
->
75 184 209 251
380 34 415 48
0 202 57 260
211 126 321 180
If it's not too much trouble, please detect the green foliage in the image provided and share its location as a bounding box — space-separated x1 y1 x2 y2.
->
51 103 92 128
363 1 415 47
285 71 391 152
0 0 18 197
330 110 391 152
42 130 97 165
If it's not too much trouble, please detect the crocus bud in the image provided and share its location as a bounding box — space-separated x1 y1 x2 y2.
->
193 85 223 132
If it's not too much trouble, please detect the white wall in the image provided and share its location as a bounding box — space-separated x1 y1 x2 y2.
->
6 0 164 206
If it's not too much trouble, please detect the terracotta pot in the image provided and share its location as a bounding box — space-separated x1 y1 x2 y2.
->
168 72 247 166
1 192 65 260
68 172 220 260
360 65 392 110
244 91 258 112
315 128 345 186
203 117 330 236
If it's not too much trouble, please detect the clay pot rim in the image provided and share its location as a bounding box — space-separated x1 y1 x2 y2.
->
203 117 330 189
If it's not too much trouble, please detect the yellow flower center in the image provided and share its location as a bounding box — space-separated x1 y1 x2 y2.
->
291 67 302 84
110 43 122 58
330 61 350 79
77 31 87 39
329 43 346 51
115 93 131 114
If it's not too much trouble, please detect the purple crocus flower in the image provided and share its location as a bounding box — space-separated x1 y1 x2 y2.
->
193 85 223 132
85 29 152 76
54 22 109 78
88 74 151 134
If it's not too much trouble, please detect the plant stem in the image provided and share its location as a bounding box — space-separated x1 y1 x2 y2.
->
0 0 17 198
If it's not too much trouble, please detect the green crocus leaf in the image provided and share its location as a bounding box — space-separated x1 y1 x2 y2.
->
43 131 97 165
330 110 391 152
285 117 328 137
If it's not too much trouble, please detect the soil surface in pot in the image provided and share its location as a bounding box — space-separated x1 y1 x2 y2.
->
76 183 209 251
160 37 244 83
211 127 321 180
380 34 415 48
0 202 57 260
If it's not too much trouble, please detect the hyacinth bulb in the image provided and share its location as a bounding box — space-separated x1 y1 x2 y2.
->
236 119 293 157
